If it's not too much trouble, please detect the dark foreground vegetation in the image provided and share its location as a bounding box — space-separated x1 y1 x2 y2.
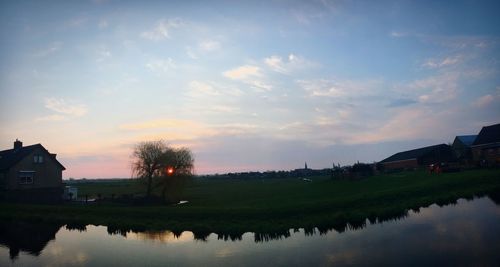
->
1 169 499 240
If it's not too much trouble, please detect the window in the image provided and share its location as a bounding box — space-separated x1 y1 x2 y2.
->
33 155 44 163
19 171 34 184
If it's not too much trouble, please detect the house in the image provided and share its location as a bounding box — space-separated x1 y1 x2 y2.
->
451 135 477 164
471 123 500 166
379 144 455 171
0 140 65 202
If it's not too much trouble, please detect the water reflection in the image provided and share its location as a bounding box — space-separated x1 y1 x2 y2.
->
0 192 499 266
0 221 63 260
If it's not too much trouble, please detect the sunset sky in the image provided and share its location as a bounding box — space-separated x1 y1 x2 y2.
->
1 0 499 178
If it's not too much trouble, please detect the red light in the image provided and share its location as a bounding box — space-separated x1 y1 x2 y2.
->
167 167 174 175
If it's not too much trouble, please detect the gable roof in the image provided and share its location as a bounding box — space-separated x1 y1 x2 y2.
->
454 135 477 146
0 144 66 171
380 144 450 163
472 123 500 146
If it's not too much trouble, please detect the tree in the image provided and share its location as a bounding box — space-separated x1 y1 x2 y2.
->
158 147 194 202
131 140 194 201
131 140 168 198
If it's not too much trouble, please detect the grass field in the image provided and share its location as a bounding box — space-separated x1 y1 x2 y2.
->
1 169 499 238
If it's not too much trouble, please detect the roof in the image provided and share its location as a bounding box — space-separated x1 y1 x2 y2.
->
0 144 66 171
473 123 500 146
380 144 451 163
455 135 477 146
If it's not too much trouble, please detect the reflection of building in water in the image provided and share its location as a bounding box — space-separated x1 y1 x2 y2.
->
0 221 63 260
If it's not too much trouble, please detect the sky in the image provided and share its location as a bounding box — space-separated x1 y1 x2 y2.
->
1 0 499 178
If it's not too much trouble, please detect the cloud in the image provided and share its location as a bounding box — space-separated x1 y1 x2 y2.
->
188 81 220 97
422 56 462 69
472 94 495 108
389 31 407 38
223 65 261 80
348 106 451 144
297 79 379 98
96 46 111 62
120 119 199 131
223 65 274 92
405 72 460 104
185 46 198 59
141 19 182 40
98 19 108 29
67 17 88 27
44 98 87 117
264 54 316 74
210 105 239 113
199 40 221 51
298 79 345 97
35 114 67 122
146 58 176 73
35 42 62 57
264 56 287 73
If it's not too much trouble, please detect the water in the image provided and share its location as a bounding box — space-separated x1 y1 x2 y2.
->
1 196 499 266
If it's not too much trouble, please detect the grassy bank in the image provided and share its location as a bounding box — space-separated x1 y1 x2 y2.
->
1 169 499 238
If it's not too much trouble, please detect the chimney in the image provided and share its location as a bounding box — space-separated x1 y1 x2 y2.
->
14 139 22 149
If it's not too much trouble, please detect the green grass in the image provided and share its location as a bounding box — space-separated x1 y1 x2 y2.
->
1 169 499 237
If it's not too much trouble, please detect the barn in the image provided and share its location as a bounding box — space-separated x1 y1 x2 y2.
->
379 144 455 171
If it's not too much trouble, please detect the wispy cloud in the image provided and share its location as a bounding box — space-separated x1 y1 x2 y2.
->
472 94 495 108
407 72 459 103
187 81 220 97
264 54 317 74
199 40 221 51
141 18 182 40
37 98 87 122
120 119 198 131
223 65 273 91
96 46 112 62
34 42 62 57
98 19 108 29
297 79 380 98
223 65 261 80
185 46 198 59
389 31 407 38
422 55 462 69
35 114 67 122
44 97 87 116
146 58 176 73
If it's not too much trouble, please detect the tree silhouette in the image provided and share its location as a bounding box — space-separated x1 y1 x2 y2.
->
131 140 194 201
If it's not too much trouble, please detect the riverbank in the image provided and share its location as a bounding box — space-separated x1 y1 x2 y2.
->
1 169 499 237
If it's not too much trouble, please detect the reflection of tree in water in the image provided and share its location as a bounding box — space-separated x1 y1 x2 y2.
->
0 221 63 260
65 222 87 232
10 190 493 251
487 191 500 205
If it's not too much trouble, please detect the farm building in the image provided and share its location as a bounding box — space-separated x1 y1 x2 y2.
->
0 140 65 202
379 144 455 171
471 123 500 166
452 135 477 163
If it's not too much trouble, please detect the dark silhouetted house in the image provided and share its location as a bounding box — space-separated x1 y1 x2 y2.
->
471 123 500 166
452 135 477 163
380 144 455 171
0 140 65 202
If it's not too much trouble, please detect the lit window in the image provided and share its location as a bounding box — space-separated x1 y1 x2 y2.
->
19 171 34 184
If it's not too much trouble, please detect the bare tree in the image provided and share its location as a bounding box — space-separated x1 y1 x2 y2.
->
158 147 194 202
131 140 167 198
131 140 194 201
